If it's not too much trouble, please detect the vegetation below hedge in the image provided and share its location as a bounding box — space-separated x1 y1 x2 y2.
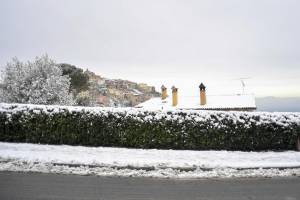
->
0 103 299 151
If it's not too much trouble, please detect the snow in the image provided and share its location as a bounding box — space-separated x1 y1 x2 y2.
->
1 103 299 128
1 142 300 178
135 94 256 110
131 89 143 96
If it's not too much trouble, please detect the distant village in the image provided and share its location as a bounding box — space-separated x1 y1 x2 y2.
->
85 70 160 107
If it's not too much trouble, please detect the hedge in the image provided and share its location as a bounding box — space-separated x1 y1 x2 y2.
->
0 103 299 151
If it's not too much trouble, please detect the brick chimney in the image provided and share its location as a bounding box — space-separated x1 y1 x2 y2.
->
161 85 167 100
171 86 178 106
199 83 206 105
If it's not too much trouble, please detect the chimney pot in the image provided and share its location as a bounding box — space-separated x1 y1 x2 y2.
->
171 86 178 106
199 83 206 91
199 83 206 105
161 85 167 100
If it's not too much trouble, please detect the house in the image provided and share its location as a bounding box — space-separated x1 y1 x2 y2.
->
135 83 256 111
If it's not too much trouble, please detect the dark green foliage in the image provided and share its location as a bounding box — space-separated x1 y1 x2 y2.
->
0 106 299 151
59 63 89 94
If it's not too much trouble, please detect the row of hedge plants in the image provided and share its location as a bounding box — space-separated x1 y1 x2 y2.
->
0 103 299 151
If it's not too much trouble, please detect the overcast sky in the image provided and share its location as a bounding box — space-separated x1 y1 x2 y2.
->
0 0 299 97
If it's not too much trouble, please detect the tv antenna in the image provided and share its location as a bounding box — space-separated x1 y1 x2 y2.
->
232 77 251 94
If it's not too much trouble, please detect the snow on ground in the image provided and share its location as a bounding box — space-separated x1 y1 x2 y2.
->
1 142 300 179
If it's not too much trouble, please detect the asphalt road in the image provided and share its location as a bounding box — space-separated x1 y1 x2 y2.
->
0 172 300 200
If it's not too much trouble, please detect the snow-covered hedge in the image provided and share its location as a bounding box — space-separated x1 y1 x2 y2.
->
0 103 299 150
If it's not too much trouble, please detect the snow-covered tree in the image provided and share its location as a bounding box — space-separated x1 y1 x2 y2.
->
0 55 75 105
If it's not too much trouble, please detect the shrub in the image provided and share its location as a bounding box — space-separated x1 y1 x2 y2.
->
0 56 74 105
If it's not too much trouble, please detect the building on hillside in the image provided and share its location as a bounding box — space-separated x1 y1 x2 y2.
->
135 83 256 111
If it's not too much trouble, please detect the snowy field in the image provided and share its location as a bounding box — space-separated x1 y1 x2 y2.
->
1 142 300 179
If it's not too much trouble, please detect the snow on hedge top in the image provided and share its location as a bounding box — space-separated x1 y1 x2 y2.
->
135 94 256 110
0 103 300 126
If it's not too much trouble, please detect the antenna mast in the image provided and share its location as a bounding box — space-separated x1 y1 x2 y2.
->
241 80 245 94
232 77 251 94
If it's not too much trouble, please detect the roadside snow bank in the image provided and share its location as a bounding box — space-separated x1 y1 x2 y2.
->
1 142 300 178
2 160 300 179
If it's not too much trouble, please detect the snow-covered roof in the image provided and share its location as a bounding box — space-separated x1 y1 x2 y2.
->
131 89 143 96
135 94 256 110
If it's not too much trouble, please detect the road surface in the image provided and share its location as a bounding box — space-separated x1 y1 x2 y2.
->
0 172 299 200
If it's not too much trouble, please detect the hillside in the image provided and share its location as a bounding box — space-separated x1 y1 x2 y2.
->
60 63 160 107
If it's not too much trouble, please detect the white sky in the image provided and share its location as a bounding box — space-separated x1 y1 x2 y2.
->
0 0 299 97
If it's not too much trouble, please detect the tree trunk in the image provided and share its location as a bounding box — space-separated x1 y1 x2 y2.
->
297 136 300 151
